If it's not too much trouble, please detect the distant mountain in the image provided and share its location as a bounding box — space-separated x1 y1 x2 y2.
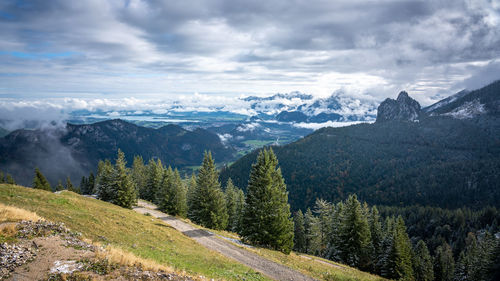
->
0 119 234 186
425 80 500 119
220 81 500 211
376 91 421 122
243 92 378 122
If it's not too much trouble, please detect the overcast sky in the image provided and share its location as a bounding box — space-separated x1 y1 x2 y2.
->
0 0 499 107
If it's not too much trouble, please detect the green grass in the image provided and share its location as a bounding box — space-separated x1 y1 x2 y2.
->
0 184 269 281
243 139 276 147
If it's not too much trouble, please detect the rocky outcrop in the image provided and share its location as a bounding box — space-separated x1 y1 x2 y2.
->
376 91 421 122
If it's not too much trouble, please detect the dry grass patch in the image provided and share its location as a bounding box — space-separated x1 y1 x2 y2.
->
0 202 42 223
0 222 17 237
96 245 174 273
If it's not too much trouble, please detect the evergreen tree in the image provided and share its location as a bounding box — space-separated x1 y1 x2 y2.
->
392 216 414 280
304 208 321 255
293 210 306 253
369 206 384 274
160 168 187 217
79 176 88 194
55 180 64 192
132 155 146 197
96 159 115 202
314 198 333 256
5 174 15 185
66 176 79 193
87 172 95 194
190 151 228 230
233 188 245 233
224 178 240 231
0 171 4 183
413 240 434 281
434 242 455 281
33 168 51 191
111 149 137 208
187 173 197 220
325 201 344 261
338 194 372 269
240 148 294 254
144 158 163 203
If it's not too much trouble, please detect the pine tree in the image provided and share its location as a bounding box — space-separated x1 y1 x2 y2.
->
434 242 455 281
55 180 64 192
304 208 321 255
160 168 187 217
0 171 4 183
5 174 15 185
293 210 306 253
240 148 294 254
96 159 115 202
66 176 79 193
233 188 245 233
314 198 333 256
338 194 372 269
392 216 414 280
87 172 95 194
190 151 228 230
111 149 137 208
369 206 384 274
224 178 240 231
187 173 197 220
413 240 434 281
79 176 88 194
33 168 51 191
144 158 163 203
325 201 344 261
132 155 146 198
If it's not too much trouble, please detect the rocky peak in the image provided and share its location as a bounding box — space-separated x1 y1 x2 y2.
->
376 91 421 122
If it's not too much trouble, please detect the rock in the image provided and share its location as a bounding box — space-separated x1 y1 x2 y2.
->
376 91 421 122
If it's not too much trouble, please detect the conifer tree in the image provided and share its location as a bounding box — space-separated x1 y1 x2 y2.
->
79 176 88 193
160 168 187 217
325 201 344 261
66 176 79 193
0 171 4 183
55 180 64 192
87 172 95 194
369 206 384 274
304 208 321 255
224 178 240 231
187 173 197 220
413 240 434 281
314 198 333 256
233 188 245 233
190 151 228 230
144 158 163 203
33 168 51 191
293 210 306 253
5 174 15 185
111 149 136 208
240 148 294 254
434 242 455 281
96 159 115 202
392 216 414 280
338 194 371 269
132 155 146 197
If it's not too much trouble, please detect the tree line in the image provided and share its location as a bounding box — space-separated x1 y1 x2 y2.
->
293 195 500 281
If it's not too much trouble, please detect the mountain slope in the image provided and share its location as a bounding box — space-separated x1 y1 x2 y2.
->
0 184 384 281
0 119 234 186
220 82 500 211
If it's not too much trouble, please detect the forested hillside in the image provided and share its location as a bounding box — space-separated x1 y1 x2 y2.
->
221 81 500 211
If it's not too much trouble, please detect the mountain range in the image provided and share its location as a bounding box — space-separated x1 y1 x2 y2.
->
220 80 500 211
0 120 233 186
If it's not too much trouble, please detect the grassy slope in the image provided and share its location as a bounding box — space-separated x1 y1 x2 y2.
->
0 184 268 281
1 184 384 281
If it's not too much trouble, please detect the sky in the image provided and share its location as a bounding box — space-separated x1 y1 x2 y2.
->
0 0 499 115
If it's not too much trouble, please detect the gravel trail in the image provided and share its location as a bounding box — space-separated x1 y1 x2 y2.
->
134 200 316 281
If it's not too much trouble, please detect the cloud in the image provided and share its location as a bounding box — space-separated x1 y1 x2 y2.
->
0 0 498 104
293 121 371 130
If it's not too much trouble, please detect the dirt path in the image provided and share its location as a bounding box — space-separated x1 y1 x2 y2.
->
7 236 93 281
134 201 316 281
